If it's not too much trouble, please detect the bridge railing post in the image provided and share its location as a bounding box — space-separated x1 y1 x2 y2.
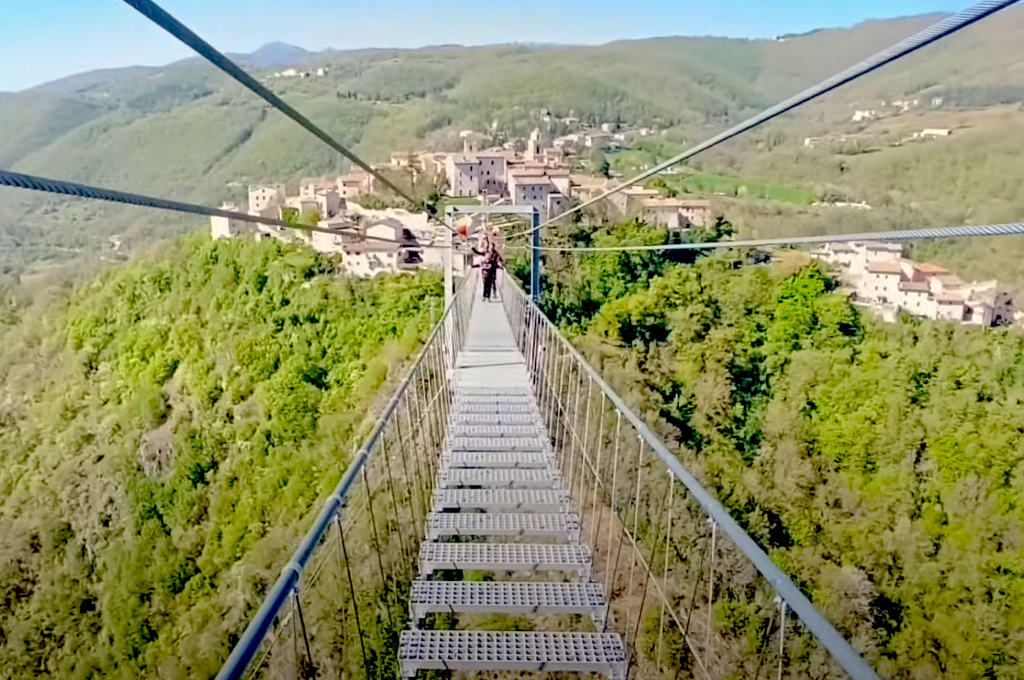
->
530 207 541 303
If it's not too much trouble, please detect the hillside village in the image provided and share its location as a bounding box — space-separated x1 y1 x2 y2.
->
212 119 714 276
813 241 1015 326
211 116 1016 329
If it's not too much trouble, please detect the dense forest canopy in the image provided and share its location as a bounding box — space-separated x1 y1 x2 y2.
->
0 236 442 678
535 225 1024 678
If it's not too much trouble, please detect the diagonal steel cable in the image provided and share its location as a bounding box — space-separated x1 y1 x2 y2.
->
508 0 1021 238
118 0 454 229
0 169 436 247
509 220 1024 252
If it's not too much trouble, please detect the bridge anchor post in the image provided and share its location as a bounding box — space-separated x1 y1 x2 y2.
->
530 208 541 303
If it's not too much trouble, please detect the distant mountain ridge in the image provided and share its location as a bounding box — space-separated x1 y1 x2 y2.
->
170 41 316 70
26 65 162 96
10 10 950 96
2 6 1024 278
21 42 317 96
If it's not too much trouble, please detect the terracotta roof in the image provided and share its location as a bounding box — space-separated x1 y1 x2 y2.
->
935 293 965 304
867 261 903 275
935 274 965 286
913 262 948 274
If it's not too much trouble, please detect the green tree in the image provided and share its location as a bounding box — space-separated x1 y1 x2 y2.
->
0 236 443 678
590 148 611 178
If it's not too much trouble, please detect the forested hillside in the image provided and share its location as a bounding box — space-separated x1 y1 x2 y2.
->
4 5 1024 280
537 226 1024 678
0 236 443 678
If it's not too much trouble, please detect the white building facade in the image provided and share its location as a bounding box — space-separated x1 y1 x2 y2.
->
211 203 256 240
248 184 287 212
812 241 1014 327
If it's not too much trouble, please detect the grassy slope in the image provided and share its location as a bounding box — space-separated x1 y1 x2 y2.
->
0 95 108 167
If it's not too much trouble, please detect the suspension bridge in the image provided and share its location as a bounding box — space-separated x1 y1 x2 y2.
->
210 272 883 680
401 286 623 680
1 1 1022 678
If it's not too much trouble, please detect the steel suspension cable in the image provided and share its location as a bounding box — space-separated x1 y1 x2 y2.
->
508 0 1021 238
118 0 436 218
0 169 434 247
509 220 1024 252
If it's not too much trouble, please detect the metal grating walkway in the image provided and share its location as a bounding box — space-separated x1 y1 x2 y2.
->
419 543 592 578
449 424 547 437
452 402 539 414
454 393 538 404
450 412 544 426
437 467 560 489
399 290 625 680
432 488 570 512
447 436 548 451
410 581 608 627
400 631 626 680
424 512 580 541
440 450 554 469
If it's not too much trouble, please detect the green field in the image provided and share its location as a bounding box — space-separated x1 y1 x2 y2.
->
437 195 482 212
664 171 815 204
607 146 816 206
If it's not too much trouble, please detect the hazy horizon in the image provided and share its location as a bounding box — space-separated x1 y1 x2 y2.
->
0 0 955 92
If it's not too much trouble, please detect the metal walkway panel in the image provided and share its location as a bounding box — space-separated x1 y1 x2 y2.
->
425 512 580 542
456 351 525 369
432 488 570 513
449 412 544 426
454 395 537 406
399 630 626 680
448 436 547 452
410 582 607 627
452 402 539 415
438 450 552 466
441 451 554 469
449 424 547 438
455 292 532 389
455 387 535 396
438 468 559 489
419 543 591 578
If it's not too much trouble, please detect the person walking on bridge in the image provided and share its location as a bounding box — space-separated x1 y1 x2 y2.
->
481 246 504 302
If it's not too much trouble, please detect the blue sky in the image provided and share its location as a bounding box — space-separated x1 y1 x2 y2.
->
1 0 955 91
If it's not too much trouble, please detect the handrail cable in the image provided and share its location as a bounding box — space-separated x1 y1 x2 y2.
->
0 170 439 247
502 275 882 680
213 271 475 680
506 220 1024 252
118 0 455 232
507 0 1021 239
